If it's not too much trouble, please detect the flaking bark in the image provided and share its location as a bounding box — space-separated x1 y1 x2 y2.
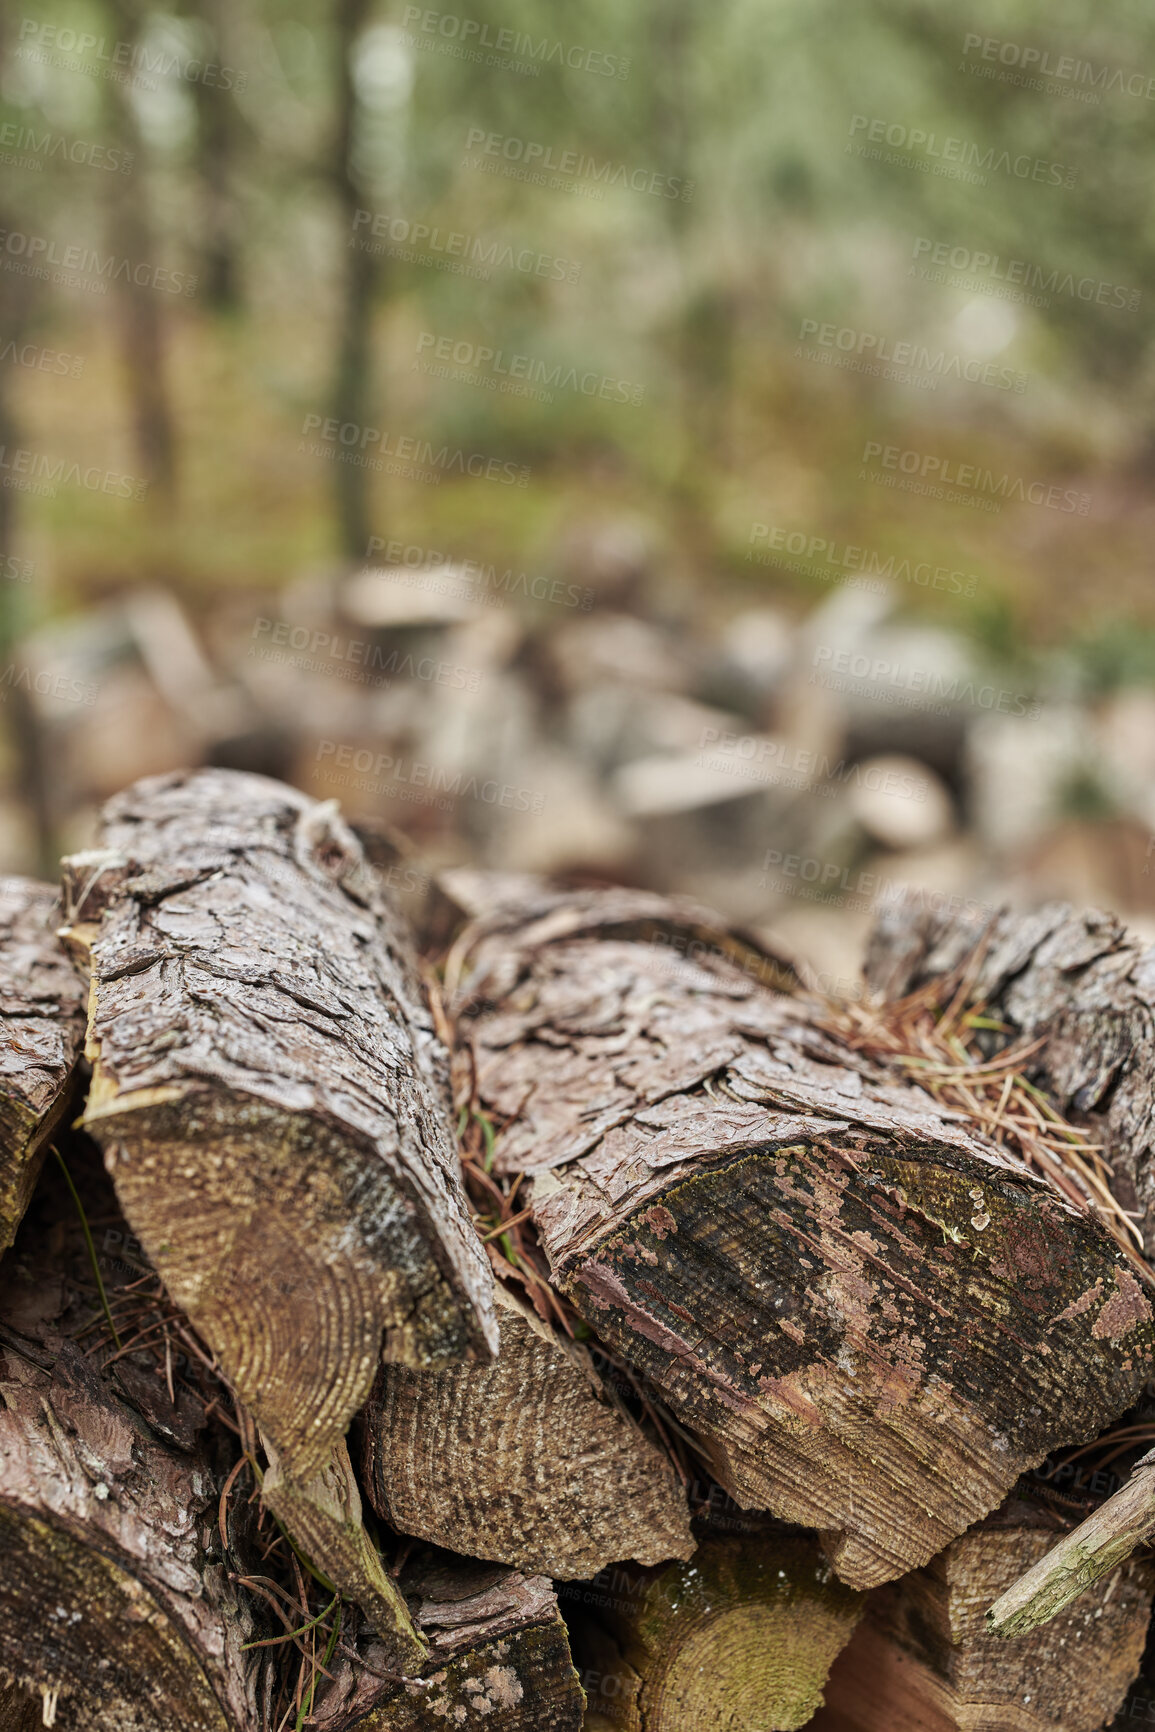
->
310 1549 585 1731
0 1158 266 1732
450 881 1155 1588
865 896 1155 1248
0 878 86 1259
359 1283 694 1580
59 769 497 1491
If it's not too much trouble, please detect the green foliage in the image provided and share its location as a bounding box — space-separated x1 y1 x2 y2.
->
1 0 1152 672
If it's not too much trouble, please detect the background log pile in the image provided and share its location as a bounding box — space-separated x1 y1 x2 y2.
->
3 768 1155 1731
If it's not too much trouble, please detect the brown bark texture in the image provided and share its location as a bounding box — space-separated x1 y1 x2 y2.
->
449 880 1155 1588
0 1154 267 1732
311 1550 584 1731
865 897 1155 1249
0 878 86 1258
59 768 497 1489
360 1282 694 1580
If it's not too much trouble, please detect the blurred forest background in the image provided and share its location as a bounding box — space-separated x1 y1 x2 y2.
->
2 0 1155 995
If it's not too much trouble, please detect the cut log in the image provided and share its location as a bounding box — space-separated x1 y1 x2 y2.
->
811 1497 1154 1732
0 878 86 1259
566 1530 865 1731
0 1153 266 1732
864 896 1155 1248
59 768 497 1492
359 1283 694 1579
310 1549 585 1731
450 882 1155 1587
986 1449 1155 1636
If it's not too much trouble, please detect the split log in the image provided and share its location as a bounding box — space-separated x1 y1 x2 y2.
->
864 896 1155 1247
310 1549 585 1731
359 1283 694 1579
0 1155 266 1732
260 1434 426 1670
451 882 1155 1587
812 1497 1154 1732
58 767 497 1492
567 1530 865 1731
986 1449 1155 1636
0 878 86 1258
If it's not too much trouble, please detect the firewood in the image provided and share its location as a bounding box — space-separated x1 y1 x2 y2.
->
310 1549 585 1731
0 878 86 1259
813 1497 1154 1732
359 1283 694 1579
259 1434 426 1670
566 1530 864 1731
58 768 497 1492
986 1450 1155 1636
864 896 1155 1246
450 881 1155 1588
0 1153 266 1732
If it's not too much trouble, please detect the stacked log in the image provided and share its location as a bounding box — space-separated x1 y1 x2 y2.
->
568 1529 866 1731
3 771 1155 1728
811 1494 1153 1732
448 880 1154 1588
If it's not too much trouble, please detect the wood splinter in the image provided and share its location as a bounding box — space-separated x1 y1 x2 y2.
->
986 1449 1155 1637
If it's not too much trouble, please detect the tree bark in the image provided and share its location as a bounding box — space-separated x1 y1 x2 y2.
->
309 1549 585 1731
0 879 86 1259
567 1530 864 1731
0 1154 266 1731
359 1283 694 1580
450 881 1154 1588
59 769 497 1494
812 1498 1154 1732
864 896 1155 1250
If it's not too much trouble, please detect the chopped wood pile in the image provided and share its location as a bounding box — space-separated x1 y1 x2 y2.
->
3 769 1155 1731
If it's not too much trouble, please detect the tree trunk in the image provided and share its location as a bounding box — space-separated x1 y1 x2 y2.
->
189 0 242 312
812 1498 1154 1732
310 1550 585 1731
448 881 1154 1588
102 0 178 501
359 1283 694 1580
0 879 86 1258
0 1150 267 1731
864 896 1155 1250
567 1530 864 1731
330 0 377 560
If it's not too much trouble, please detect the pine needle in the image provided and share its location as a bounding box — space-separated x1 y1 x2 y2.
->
52 1147 122 1350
